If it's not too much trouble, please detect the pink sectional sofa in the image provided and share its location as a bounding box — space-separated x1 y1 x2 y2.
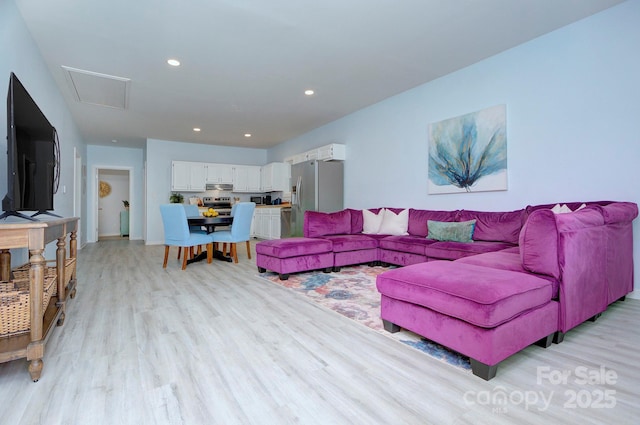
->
255 201 637 379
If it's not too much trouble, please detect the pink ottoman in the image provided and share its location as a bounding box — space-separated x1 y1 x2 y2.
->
256 238 334 280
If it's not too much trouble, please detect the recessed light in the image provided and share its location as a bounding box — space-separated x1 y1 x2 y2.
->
167 59 181 67
304 89 315 96
111 139 117 143
193 128 201 132
244 133 252 138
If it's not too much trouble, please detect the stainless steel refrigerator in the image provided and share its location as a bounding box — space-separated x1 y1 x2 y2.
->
290 160 344 237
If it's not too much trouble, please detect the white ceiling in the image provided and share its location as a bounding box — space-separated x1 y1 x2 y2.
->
15 0 625 149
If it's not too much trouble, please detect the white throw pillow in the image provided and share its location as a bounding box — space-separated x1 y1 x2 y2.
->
378 208 409 235
551 203 572 214
363 209 385 234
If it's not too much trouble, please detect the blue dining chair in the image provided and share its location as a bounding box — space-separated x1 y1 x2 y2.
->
160 204 214 270
211 202 256 263
183 204 205 231
179 204 206 259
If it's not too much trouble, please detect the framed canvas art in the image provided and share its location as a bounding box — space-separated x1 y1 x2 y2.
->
428 104 507 194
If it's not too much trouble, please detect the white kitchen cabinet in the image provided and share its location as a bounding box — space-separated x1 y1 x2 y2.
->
232 165 262 192
260 167 270 192
260 162 290 192
288 153 307 165
205 163 234 184
268 210 281 239
252 209 265 238
252 207 282 239
316 143 346 161
172 161 206 192
305 150 319 161
287 144 346 164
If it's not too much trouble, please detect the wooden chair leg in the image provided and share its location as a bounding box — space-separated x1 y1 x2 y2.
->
245 240 251 259
206 243 213 263
181 246 189 270
177 247 181 260
163 246 170 268
222 243 228 256
231 243 238 263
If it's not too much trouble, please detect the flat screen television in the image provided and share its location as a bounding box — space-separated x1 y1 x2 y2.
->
1 72 59 221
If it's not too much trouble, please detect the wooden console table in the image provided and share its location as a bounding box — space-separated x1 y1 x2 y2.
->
0 217 78 381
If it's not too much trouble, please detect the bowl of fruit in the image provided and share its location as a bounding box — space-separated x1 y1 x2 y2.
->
202 208 219 217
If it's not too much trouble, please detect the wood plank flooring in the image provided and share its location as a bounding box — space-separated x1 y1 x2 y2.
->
0 239 639 424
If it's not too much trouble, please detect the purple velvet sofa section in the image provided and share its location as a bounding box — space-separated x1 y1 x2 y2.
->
256 237 332 257
552 207 608 332
304 209 352 237
458 209 525 245
376 261 553 328
319 234 380 267
598 202 638 303
424 240 515 261
380 295 559 367
257 252 334 276
320 234 378 252
255 237 334 276
518 209 560 279
456 250 559 298
379 235 437 255
379 249 428 266
408 209 458 238
373 208 523 265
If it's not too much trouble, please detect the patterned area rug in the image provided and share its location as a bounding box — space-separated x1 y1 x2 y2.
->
259 265 471 372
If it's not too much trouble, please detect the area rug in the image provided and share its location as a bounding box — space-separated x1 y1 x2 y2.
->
258 265 471 372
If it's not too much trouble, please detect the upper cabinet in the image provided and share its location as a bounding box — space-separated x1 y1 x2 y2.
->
261 162 290 192
171 161 290 193
172 161 206 192
285 143 346 164
206 163 234 184
232 165 261 192
316 144 346 161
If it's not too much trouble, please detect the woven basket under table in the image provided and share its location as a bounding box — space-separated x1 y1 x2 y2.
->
12 258 76 290
0 272 58 337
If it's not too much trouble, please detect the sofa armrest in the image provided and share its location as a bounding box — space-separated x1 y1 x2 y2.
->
554 208 607 332
598 202 638 224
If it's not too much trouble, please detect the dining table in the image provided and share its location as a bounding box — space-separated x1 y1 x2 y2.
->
187 215 233 234
186 215 234 263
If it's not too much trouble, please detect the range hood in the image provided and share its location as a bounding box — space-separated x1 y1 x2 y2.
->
206 183 233 191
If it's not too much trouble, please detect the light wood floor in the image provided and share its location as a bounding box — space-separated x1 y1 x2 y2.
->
1 239 639 424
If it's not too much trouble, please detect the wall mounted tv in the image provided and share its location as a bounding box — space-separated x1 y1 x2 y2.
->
1 72 60 221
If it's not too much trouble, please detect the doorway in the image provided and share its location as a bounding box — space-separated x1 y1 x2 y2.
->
96 168 131 240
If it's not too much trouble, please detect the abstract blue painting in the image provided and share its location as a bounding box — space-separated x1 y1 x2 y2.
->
428 104 507 194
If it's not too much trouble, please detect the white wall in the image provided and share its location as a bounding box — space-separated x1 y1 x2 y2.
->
86 145 143 242
145 138 267 244
268 0 640 298
0 0 87 261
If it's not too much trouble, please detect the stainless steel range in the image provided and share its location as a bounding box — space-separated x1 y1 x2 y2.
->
202 196 232 216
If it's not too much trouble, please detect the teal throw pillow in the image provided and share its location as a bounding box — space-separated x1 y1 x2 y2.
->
427 220 476 243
